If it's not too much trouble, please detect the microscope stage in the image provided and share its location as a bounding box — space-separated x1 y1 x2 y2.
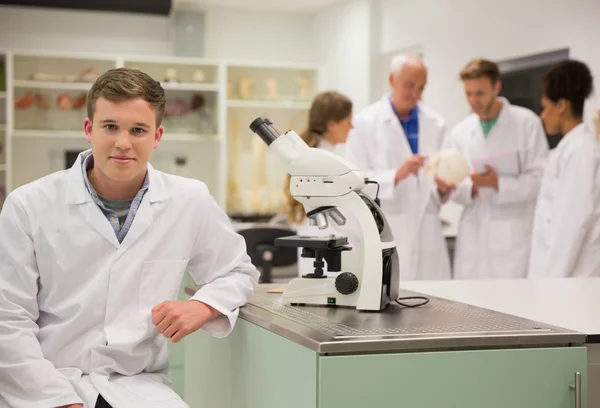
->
274 235 349 249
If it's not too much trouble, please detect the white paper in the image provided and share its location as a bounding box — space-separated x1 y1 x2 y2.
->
472 149 522 176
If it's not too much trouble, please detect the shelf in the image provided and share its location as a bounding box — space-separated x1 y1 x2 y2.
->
13 129 218 142
160 82 219 92
227 99 311 110
13 129 84 139
14 80 93 91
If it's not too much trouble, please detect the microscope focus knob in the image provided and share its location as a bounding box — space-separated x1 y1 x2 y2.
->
335 272 359 295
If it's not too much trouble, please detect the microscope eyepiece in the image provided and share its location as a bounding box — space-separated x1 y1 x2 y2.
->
250 117 280 146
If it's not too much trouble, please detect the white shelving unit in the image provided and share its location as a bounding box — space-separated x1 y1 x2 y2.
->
224 61 319 219
1 49 321 215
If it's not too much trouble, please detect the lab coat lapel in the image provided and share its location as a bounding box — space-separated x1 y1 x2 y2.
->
381 96 413 169
415 108 436 219
118 196 153 250
65 151 120 249
118 165 169 251
85 201 120 248
417 108 436 156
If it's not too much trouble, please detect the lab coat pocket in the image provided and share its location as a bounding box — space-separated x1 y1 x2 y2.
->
140 260 189 325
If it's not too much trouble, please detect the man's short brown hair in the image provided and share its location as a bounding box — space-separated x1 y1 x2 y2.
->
460 58 501 84
87 67 167 125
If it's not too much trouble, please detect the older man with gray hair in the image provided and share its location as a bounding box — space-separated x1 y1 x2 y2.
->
345 54 452 281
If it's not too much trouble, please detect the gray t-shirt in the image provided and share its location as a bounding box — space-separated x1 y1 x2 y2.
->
97 194 134 227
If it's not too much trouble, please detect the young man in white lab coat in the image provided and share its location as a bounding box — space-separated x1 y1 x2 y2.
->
438 58 549 280
529 59 600 278
0 68 259 408
345 55 451 281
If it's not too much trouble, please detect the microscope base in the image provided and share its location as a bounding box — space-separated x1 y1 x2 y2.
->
282 277 358 307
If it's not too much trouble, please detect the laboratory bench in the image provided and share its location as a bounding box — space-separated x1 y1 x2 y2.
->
182 283 587 408
403 277 600 408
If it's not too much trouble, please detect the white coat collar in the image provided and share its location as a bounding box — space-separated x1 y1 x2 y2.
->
65 149 171 205
494 97 512 125
380 94 424 123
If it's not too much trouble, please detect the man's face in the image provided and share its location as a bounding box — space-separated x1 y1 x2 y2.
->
84 97 163 184
463 77 500 118
389 63 427 112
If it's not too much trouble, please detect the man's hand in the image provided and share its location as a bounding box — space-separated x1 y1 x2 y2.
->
395 154 427 185
434 177 455 198
470 165 499 191
152 300 222 343
56 404 83 408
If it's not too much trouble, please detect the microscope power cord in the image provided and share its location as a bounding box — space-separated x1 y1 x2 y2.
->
393 296 430 308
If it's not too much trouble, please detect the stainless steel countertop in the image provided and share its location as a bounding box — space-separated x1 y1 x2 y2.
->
239 285 586 355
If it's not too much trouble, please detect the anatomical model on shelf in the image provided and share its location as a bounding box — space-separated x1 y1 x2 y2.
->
227 116 242 213
239 76 253 100
266 78 278 100
164 68 179 84
192 69 205 83
251 136 268 213
15 92 85 111
297 76 310 100
57 93 87 110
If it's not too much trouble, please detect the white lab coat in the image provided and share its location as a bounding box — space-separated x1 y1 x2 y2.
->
447 98 549 279
0 152 259 408
345 96 451 281
529 122 600 278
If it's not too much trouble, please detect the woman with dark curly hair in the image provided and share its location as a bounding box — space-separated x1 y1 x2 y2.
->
529 59 600 278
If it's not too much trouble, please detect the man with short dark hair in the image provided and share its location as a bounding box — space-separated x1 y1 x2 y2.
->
0 68 259 408
436 58 549 280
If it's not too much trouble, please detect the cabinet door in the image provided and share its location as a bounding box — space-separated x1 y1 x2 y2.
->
319 347 586 408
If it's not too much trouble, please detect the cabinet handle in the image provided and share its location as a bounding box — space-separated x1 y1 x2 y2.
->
569 372 582 408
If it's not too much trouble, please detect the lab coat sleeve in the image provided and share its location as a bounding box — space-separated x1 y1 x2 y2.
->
495 118 549 204
0 194 84 408
540 150 597 277
345 126 397 200
187 183 260 338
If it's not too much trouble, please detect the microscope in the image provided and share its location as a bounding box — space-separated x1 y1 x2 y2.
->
250 117 400 311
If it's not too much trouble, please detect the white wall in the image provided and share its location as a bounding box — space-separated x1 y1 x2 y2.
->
203 8 316 63
0 6 173 55
313 0 371 112
380 0 600 127
0 5 317 64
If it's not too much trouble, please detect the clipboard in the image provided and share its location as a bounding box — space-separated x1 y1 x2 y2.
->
472 149 523 176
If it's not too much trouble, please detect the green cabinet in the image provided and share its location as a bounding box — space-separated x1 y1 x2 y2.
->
184 319 586 408
319 348 586 408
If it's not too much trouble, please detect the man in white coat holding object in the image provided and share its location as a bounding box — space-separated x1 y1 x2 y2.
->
345 54 451 281
437 58 549 280
0 68 259 408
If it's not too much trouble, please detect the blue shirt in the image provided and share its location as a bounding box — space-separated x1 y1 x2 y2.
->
81 151 149 243
390 98 419 154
